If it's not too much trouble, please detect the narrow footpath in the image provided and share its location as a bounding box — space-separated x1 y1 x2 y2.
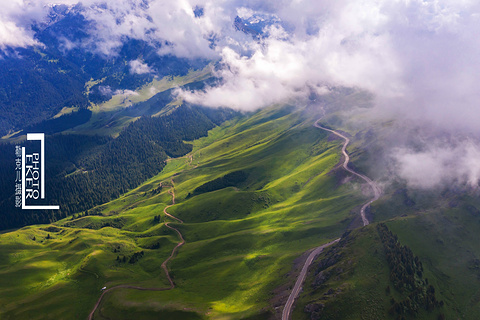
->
88 181 184 320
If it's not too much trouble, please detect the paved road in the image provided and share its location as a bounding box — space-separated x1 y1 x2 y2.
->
88 181 184 320
314 119 381 226
281 239 340 320
281 117 381 320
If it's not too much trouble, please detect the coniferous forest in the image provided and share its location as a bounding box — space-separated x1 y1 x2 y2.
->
0 104 238 230
377 223 443 318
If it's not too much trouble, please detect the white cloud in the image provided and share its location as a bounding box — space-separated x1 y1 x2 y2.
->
98 85 112 96
129 59 153 74
178 44 311 110
114 89 139 96
149 86 157 95
0 20 37 48
3 0 480 188
178 1 402 110
394 140 480 189
174 0 480 136
0 0 46 48
176 0 480 187
0 0 233 58
72 0 240 59
98 86 138 97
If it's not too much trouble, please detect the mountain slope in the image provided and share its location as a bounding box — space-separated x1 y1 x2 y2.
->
0 7 208 137
292 107 480 320
0 105 367 319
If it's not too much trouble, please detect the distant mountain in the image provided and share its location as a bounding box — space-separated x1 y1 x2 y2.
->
234 13 288 39
0 5 208 136
0 4 243 229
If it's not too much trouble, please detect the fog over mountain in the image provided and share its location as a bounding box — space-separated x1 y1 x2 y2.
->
2 0 480 188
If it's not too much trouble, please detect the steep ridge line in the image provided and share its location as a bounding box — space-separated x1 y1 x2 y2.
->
281 238 340 320
281 118 381 320
88 180 184 320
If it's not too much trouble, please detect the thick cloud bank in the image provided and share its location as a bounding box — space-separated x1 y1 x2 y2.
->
394 141 480 189
2 0 480 188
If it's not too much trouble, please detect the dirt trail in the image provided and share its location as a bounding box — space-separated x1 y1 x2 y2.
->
165 154 197 168
88 181 184 320
281 117 381 320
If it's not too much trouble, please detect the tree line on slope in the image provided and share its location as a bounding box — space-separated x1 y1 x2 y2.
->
0 105 237 230
377 223 444 319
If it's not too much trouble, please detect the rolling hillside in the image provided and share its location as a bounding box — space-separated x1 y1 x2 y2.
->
2 2 480 320
293 108 480 320
0 104 368 319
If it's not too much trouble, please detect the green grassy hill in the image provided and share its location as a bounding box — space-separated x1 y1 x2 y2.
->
3 96 478 320
0 105 367 319
293 107 480 320
294 194 480 320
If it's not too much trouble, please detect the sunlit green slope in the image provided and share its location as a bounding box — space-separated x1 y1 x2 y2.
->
0 105 366 319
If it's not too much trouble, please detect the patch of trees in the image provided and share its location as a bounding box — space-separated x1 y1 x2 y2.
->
115 249 145 264
191 170 248 196
153 215 162 224
72 218 125 230
128 251 145 264
14 109 92 136
144 242 161 249
150 185 163 195
69 209 103 221
41 226 62 233
42 126 167 223
124 104 236 157
0 47 90 136
377 223 443 318
0 105 236 230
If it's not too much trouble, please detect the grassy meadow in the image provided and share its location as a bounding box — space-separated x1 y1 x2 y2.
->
0 105 367 319
292 107 480 320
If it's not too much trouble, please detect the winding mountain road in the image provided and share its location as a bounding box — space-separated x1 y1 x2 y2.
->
88 181 184 320
314 119 381 226
281 238 340 320
281 118 381 320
